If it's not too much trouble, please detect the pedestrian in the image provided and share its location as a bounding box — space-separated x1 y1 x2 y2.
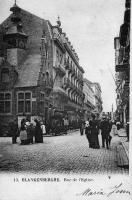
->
10 119 19 144
34 119 43 143
100 116 111 149
80 121 85 136
41 121 46 135
25 121 34 144
116 121 121 130
20 118 28 145
54 120 60 136
89 114 100 149
85 121 91 148
126 121 129 142
110 121 118 137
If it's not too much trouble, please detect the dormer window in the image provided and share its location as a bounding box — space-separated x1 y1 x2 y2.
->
1 68 10 83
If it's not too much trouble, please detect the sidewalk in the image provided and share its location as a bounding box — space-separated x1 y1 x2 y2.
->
116 128 129 168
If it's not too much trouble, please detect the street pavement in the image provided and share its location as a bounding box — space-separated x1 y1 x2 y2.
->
0 130 129 174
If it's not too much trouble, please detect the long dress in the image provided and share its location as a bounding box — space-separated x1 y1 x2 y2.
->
20 128 28 144
89 120 100 149
85 126 91 147
34 122 43 143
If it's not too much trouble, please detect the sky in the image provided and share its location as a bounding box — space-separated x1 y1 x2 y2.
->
0 0 125 112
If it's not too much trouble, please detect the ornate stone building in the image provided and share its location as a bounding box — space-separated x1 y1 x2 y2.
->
114 0 130 124
0 3 84 133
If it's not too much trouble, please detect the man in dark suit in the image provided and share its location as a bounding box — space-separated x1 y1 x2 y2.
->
100 115 111 149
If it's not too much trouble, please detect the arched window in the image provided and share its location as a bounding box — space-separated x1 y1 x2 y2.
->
46 71 49 84
1 68 10 83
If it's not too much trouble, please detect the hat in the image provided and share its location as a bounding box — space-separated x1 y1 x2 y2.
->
102 115 106 119
26 121 30 126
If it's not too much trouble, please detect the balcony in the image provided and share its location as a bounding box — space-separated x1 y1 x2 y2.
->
70 81 76 91
54 63 66 76
76 87 83 96
71 67 76 76
68 64 72 73
63 77 70 89
115 63 129 72
119 23 129 47
74 71 78 79
53 33 65 53
64 59 69 70
80 79 84 86
124 79 129 88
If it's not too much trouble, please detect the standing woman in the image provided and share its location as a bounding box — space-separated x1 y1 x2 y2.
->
34 119 43 143
89 114 100 149
85 121 91 148
80 121 85 136
20 118 27 145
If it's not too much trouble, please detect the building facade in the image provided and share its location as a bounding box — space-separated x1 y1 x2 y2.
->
83 78 95 120
114 0 130 124
0 3 84 133
51 19 85 125
90 82 103 118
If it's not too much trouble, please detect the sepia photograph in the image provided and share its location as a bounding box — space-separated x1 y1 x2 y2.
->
0 0 131 199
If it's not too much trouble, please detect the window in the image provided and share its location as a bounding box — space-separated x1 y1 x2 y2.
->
39 92 45 113
56 50 59 62
1 68 10 83
17 92 32 114
0 92 12 114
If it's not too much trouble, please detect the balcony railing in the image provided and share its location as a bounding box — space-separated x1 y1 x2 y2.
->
64 59 70 70
68 64 72 72
54 63 66 76
115 63 129 72
63 77 70 89
53 33 65 53
71 68 76 76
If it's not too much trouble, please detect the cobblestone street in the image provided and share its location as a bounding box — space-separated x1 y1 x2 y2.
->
0 131 128 174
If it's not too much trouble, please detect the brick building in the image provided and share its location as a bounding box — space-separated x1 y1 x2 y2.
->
0 3 84 133
114 0 130 124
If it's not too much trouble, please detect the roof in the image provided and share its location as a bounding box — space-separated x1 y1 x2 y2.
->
6 25 27 36
0 8 49 88
15 54 41 87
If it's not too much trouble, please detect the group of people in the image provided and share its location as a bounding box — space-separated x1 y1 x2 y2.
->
10 118 46 145
81 114 118 149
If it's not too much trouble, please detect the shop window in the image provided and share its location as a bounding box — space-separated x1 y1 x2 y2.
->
0 92 12 114
1 68 10 83
17 91 32 114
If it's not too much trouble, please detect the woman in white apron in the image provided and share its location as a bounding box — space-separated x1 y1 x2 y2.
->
20 119 28 145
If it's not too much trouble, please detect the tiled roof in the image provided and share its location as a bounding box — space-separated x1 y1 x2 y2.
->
15 54 41 87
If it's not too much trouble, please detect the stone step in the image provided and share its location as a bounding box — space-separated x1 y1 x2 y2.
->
116 144 129 167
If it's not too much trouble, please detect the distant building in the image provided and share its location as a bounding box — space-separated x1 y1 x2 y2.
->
90 82 103 118
83 78 95 120
114 0 130 124
0 3 84 133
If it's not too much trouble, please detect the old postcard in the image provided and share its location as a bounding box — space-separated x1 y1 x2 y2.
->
0 0 131 199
